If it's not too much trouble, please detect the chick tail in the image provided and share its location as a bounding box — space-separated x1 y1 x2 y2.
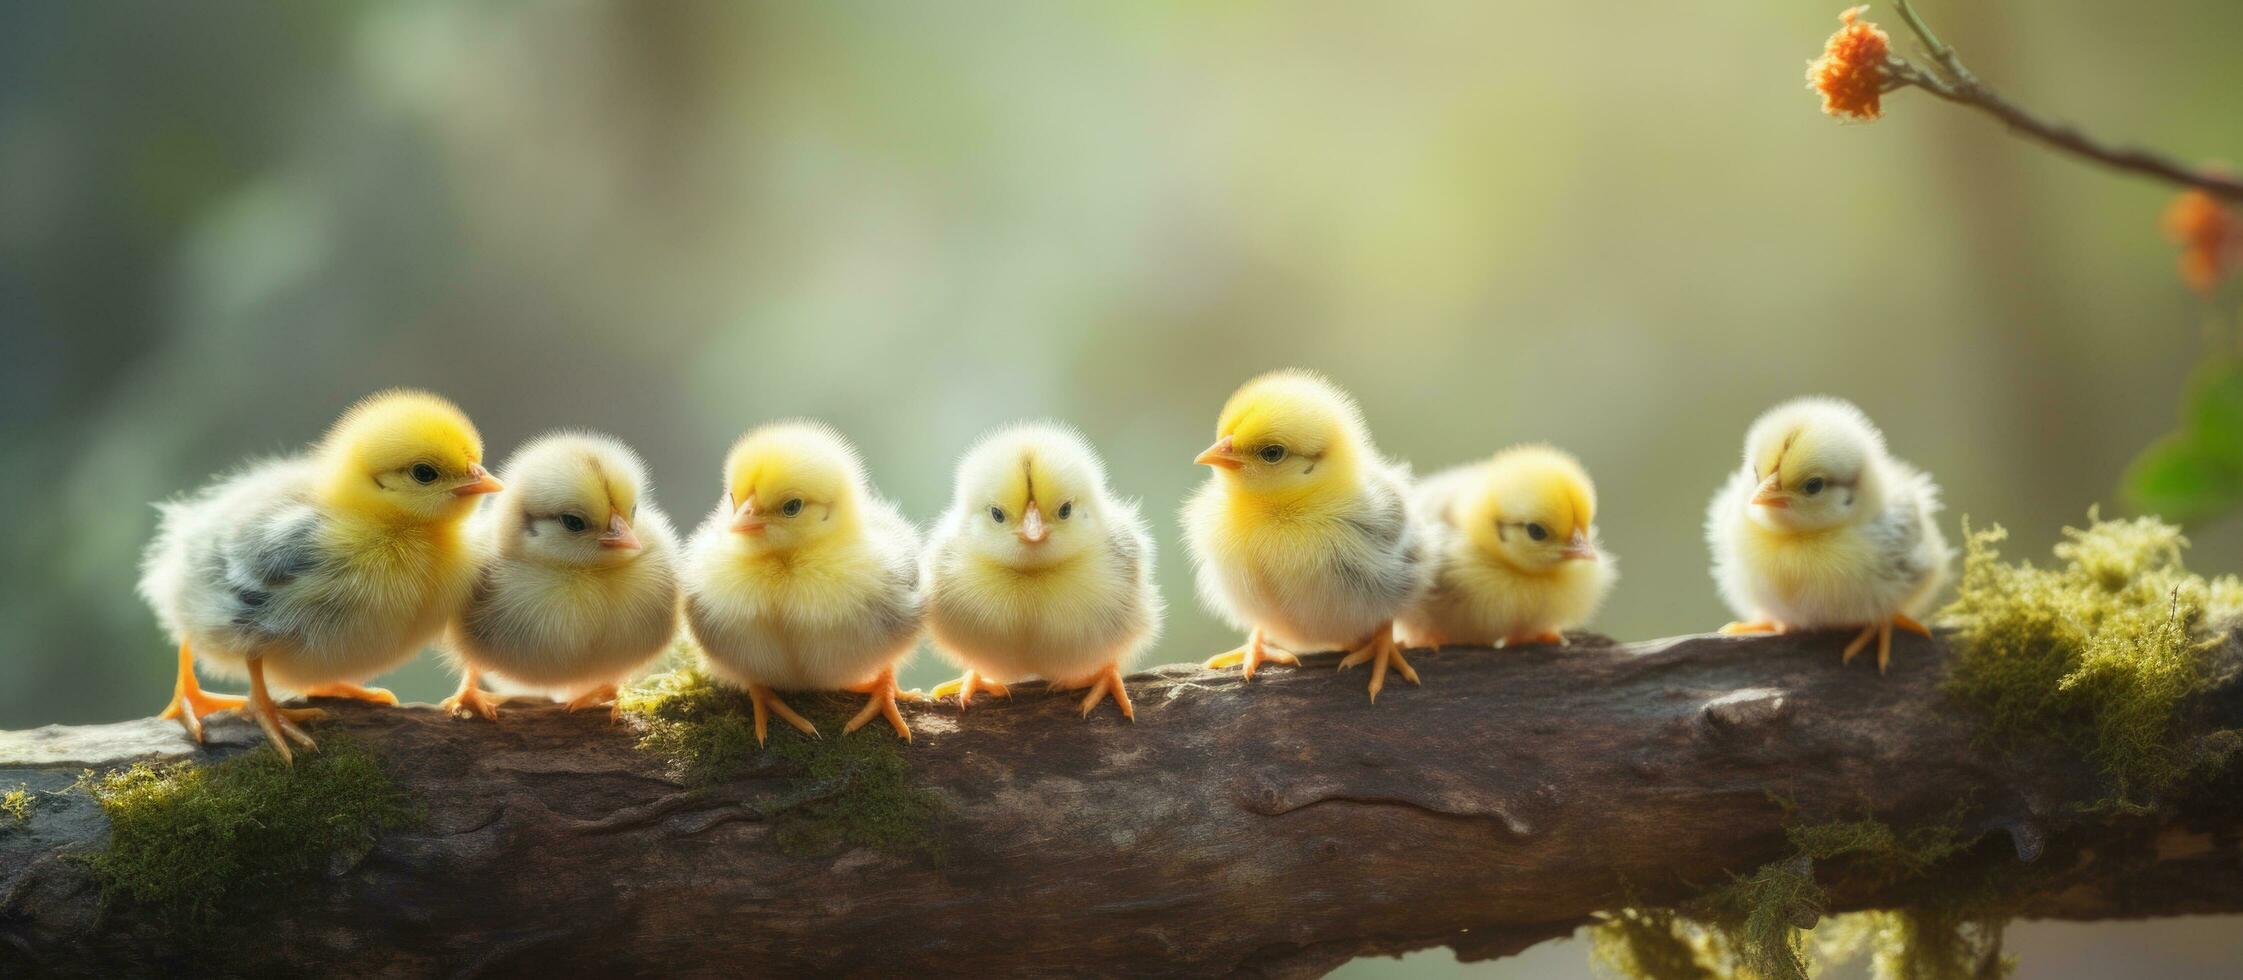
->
749 683 820 745
929 669 1010 710
842 667 918 742
159 640 248 744
1072 662 1134 722
245 657 323 765
300 680 400 706
1336 625 1418 703
440 667 503 722
1202 628 1299 680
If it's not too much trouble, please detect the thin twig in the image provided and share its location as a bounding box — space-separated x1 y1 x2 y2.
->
1884 0 2243 201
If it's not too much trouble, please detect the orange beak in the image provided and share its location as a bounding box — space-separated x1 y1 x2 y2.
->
1560 530 1597 561
452 464 503 497
1750 474 1789 509
599 513 642 551
1018 502 1049 544
730 497 766 534
1195 436 1243 470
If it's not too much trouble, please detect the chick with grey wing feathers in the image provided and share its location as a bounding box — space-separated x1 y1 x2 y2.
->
1706 396 1954 672
139 390 503 763
442 433 681 721
922 423 1162 720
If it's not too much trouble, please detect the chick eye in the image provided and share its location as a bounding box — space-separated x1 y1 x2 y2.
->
1802 477 1827 496
1525 523 1549 541
782 498 805 517
1258 445 1287 464
989 506 1006 524
411 463 440 485
1057 501 1073 520
560 514 587 533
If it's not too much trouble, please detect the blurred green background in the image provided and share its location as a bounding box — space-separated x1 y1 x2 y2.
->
5 1 2239 975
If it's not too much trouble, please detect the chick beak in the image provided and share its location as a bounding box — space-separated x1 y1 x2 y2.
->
730 498 767 535
1750 475 1790 509
1018 502 1049 544
599 513 643 551
1560 530 1597 561
1195 436 1244 470
453 464 503 497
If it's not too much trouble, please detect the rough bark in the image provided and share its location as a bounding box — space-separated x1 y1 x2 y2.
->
4 630 2241 978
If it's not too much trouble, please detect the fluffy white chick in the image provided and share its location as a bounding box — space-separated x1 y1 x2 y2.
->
1706 397 1954 671
442 433 680 721
922 423 1162 720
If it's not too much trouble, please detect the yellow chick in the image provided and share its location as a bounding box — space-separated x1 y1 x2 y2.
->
1183 369 1430 701
441 432 681 721
922 423 1162 720
682 422 924 743
1706 397 1954 672
139 390 503 762
1398 445 1616 649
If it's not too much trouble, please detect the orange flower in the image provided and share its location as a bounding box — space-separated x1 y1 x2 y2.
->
2163 190 2242 295
1808 6 1891 121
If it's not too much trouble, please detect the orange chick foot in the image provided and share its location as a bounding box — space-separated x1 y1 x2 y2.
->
1336 625 1418 703
246 659 323 765
1202 628 1298 680
565 683 621 718
930 669 1011 710
159 641 247 744
1842 617 1911 674
748 683 820 746
300 682 399 706
1071 662 1135 721
844 667 918 742
1719 620 1788 636
1502 631 1567 648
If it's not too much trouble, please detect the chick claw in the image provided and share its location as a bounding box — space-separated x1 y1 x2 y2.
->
1070 663 1135 722
245 659 322 765
300 681 399 706
565 683 621 719
843 667 918 742
160 641 248 745
930 669 1011 710
1843 615 1928 674
1336 626 1418 703
1202 628 1298 680
748 683 821 746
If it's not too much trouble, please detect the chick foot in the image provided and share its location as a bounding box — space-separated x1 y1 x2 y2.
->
930 669 1011 710
158 641 248 744
565 683 622 720
300 681 399 706
1842 615 1931 674
1336 625 1418 703
748 682 820 746
246 659 323 765
843 667 920 742
440 668 502 721
1068 662 1135 721
1203 628 1298 680
1503 631 1567 648
1719 620 1790 636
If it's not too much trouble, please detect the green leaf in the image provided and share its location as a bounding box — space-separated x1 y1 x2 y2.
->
2184 359 2243 460
2123 434 2243 523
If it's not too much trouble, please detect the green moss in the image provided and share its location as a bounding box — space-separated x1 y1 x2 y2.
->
1590 907 1720 980
618 664 947 860
1940 513 2243 809
1862 909 2013 980
2 784 31 826
85 736 416 930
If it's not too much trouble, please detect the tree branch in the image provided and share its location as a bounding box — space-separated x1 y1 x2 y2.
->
1885 0 2243 201
4 629 2242 977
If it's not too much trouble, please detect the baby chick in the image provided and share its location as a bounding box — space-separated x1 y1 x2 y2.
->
441 432 681 721
682 422 924 743
922 423 1162 721
139 389 503 762
1398 445 1616 649
1184 370 1429 701
1706 397 1954 672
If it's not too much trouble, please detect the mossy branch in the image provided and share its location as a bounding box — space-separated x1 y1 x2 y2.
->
5 612 2243 976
